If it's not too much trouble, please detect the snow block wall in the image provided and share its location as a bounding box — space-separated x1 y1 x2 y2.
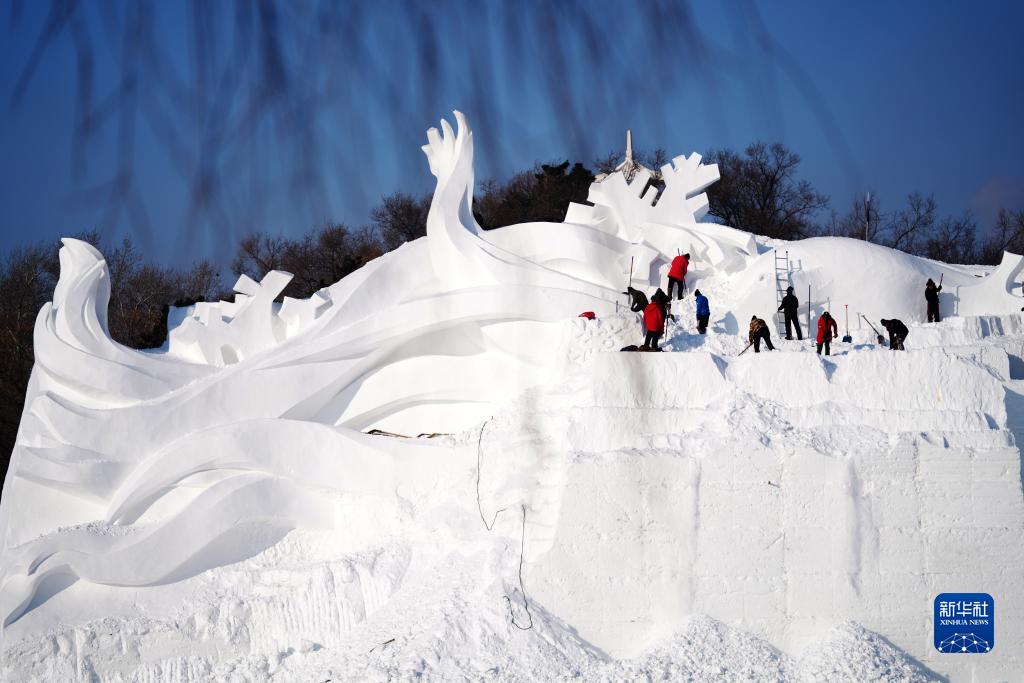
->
506 348 1024 682
2 111 1024 681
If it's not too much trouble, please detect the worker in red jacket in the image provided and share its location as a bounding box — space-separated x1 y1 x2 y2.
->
816 311 838 356
642 299 666 351
667 252 690 300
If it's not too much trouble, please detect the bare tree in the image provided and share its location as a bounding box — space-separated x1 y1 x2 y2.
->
592 151 621 176
884 193 936 254
232 234 289 283
178 260 222 304
0 242 59 481
979 208 1024 264
102 237 228 348
475 161 594 229
828 193 883 242
371 193 430 251
825 193 980 264
232 224 385 300
923 212 978 264
705 142 829 240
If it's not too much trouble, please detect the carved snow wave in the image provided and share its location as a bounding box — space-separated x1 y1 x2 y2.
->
0 112 741 627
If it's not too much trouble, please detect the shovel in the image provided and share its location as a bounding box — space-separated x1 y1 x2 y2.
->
861 314 886 346
623 257 634 309
842 304 852 343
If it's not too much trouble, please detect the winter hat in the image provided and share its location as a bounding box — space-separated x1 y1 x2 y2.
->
684 253 690 259
927 278 935 286
751 315 757 321
787 286 793 293
693 289 702 297
880 319 889 325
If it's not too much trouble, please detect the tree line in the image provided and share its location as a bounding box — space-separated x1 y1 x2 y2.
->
1 143 1023 488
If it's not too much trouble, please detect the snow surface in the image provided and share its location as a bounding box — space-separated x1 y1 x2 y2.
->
2 111 1024 681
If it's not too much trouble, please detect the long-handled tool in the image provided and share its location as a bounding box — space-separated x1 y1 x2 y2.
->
807 285 812 347
626 257 634 303
618 257 635 314
861 314 885 345
842 304 852 343
738 341 753 356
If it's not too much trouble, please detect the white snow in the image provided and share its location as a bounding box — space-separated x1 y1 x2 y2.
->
2 111 1023 681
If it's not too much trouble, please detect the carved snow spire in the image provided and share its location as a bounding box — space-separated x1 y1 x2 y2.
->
595 129 658 184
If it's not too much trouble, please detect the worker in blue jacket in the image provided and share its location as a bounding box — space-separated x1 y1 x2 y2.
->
694 289 710 334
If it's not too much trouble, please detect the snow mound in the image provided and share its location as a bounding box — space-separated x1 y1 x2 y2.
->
797 622 939 683
731 236 1024 329
3 111 1023 681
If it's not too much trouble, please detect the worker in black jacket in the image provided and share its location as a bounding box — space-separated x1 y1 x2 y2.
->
624 286 649 313
880 318 909 351
777 286 802 340
925 279 942 322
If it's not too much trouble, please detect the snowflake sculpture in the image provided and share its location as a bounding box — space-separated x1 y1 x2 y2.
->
937 633 991 653
565 147 720 242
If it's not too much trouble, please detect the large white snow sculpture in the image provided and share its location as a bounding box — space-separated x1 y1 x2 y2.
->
3 111 1024 682
0 111 735 629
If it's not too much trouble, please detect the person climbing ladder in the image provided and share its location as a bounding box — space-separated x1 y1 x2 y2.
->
667 252 689 301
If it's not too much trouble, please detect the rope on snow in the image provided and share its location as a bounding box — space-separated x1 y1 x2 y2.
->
503 505 534 630
476 418 508 530
476 419 534 629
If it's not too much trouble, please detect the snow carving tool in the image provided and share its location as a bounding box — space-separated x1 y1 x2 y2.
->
626 256 634 305
861 314 885 345
842 304 852 343
737 341 753 356
807 285 812 347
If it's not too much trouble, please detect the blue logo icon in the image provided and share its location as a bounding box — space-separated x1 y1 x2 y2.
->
934 593 994 653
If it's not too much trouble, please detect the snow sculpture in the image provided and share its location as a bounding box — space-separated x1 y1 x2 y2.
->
565 135 756 275
169 270 331 366
575 151 719 240
3 111 1024 682
0 111 736 629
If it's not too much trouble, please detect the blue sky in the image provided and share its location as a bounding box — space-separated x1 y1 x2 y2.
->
0 1 1021 266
